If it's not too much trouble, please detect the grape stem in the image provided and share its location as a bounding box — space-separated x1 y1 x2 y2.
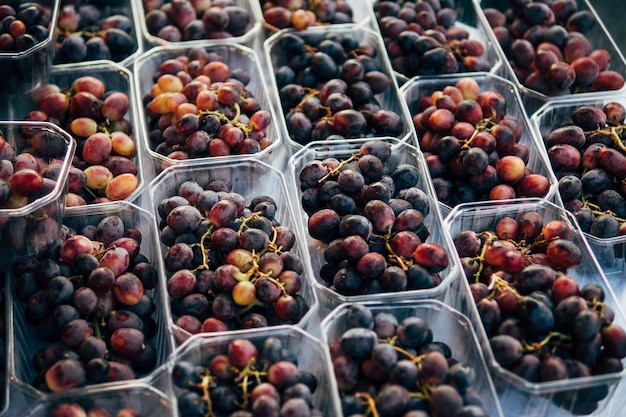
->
355 392 380 417
470 231 497 283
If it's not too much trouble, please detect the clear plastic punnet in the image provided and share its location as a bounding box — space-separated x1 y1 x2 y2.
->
531 97 626 275
264 24 414 154
137 0 263 49
368 0 504 85
321 299 505 417
22 383 174 417
3 60 145 209
146 159 319 344
444 198 626 417
52 0 144 67
8 201 174 398
153 326 342 417
286 137 460 313
133 43 281 174
0 0 60 94
0 121 76 262
400 72 559 219
475 0 626 114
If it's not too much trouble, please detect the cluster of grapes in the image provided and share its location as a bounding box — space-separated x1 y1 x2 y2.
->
144 46 273 166
483 1 625 96
330 303 490 417
453 213 626 414
13 214 161 393
26 75 139 206
173 337 323 417
157 180 309 336
0 2 54 92
0 126 72 256
273 31 405 146
299 140 449 296
49 402 142 417
261 0 354 31
0 2 52 52
374 0 492 78
411 77 551 206
546 102 626 240
54 1 137 64
142 0 251 43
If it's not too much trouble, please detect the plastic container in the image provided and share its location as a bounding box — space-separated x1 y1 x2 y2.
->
22 383 174 417
133 43 281 174
531 97 626 275
444 198 626 417
475 0 626 114
52 0 144 67
8 201 174 397
369 0 504 85
138 0 263 49
0 0 59 94
3 61 145 209
263 24 414 154
0 265 9 416
146 159 319 344
260 0 373 37
400 72 559 218
0 121 75 262
286 137 460 313
153 326 341 417
321 299 505 417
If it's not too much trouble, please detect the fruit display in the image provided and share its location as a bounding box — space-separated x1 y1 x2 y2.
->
288 138 458 307
446 198 626 416
0 121 75 262
265 25 411 149
54 0 140 65
166 327 340 416
147 160 317 343
139 0 258 46
403 73 556 211
134 44 279 172
260 0 356 32
3 0 626 416
478 0 626 111
532 99 626 269
0 0 58 93
23 384 174 417
8 63 143 207
372 0 500 81
321 301 503 417
10 202 172 394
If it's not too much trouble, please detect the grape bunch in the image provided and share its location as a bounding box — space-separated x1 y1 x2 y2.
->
299 140 449 296
48 403 142 417
13 214 161 393
483 1 625 96
374 0 492 78
156 180 309 336
545 102 626 240
54 1 137 64
0 125 72 256
0 2 54 92
272 31 405 146
0 1 52 52
411 77 551 206
143 46 274 166
261 0 354 31
142 0 252 43
453 212 626 414
26 75 139 206
173 337 324 417
329 303 491 417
